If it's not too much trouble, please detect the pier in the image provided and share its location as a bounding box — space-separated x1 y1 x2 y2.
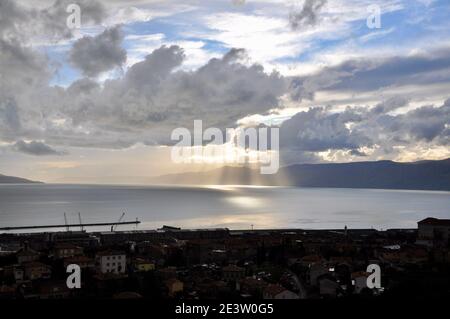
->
0 220 140 231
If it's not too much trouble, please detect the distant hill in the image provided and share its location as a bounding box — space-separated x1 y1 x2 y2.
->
151 158 450 191
0 174 42 184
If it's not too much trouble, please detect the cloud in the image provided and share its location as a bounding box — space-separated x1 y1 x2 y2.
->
278 99 450 163
0 0 107 42
58 46 289 146
13 140 65 156
280 106 369 152
69 26 127 77
289 0 327 30
0 0 449 166
0 97 21 134
288 47 450 105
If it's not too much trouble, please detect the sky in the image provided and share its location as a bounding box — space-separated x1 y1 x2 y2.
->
0 0 449 183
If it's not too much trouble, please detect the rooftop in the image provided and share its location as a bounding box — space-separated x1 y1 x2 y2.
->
96 250 126 257
418 218 450 227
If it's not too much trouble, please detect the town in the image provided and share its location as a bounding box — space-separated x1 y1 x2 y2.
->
0 218 449 299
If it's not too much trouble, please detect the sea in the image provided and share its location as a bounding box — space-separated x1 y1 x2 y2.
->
0 184 449 232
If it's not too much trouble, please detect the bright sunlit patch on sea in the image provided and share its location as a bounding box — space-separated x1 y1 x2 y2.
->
202 185 280 191
140 212 280 230
225 195 265 209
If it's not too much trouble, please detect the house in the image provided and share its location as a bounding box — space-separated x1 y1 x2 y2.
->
222 264 245 282
165 278 183 297
13 266 24 283
418 218 450 246
95 250 126 274
318 276 340 298
23 262 51 280
63 256 95 269
16 247 39 264
263 284 299 299
309 263 328 286
300 254 323 267
240 277 268 298
157 267 177 279
351 271 369 294
0 284 16 299
113 291 143 299
3 265 24 283
132 258 155 272
196 279 229 298
53 243 83 259
35 281 71 299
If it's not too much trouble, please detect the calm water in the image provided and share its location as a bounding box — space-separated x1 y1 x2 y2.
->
0 184 449 232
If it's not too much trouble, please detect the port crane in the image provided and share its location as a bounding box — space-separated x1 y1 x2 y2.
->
64 212 69 231
111 212 126 232
78 212 83 231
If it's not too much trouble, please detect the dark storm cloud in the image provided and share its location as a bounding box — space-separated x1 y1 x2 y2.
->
280 106 369 152
13 140 64 156
69 26 127 77
383 103 450 143
291 48 450 98
0 97 21 134
370 97 409 115
289 0 327 30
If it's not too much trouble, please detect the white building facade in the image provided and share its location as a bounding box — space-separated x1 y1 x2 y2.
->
96 251 126 274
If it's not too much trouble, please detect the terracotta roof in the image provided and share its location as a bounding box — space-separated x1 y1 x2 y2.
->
165 278 182 286
223 265 245 272
264 284 286 296
54 243 81 249
301 255 322 263
113 291 143 299
64 256 93 263
96 250 126 257
351 271 370 279
23 261 50 268
37 281 69 294
133 258 154 264
16 249 38 257
418 218 450 226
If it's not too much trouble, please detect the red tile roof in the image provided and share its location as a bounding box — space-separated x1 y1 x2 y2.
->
96 250 126 257
264 284 286 296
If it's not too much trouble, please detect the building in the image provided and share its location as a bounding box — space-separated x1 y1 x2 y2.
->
3 265 24 283
23 262 51 280
309 263 328 286
222 265 245 282
95 250 126 274
35 281 71 299
16 247 39 264
53 243 83 259
132 258 155 272
351 271 369 294
240 277 268 298
263 284 299 299
418 218 450 246
63 256 95 270
318 276 340 298
165 278 183 297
